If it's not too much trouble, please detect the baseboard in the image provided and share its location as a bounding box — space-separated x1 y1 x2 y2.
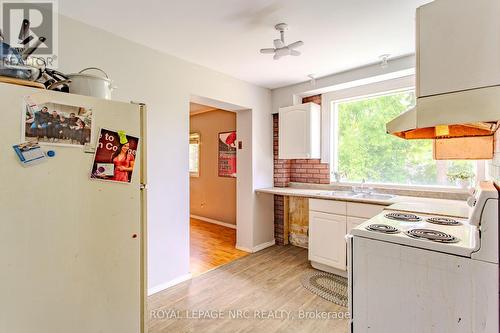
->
311 261 347 278
147 273 192 296
236 239 275 253
190 214 236 229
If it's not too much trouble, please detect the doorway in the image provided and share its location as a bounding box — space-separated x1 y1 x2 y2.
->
189 102 247 276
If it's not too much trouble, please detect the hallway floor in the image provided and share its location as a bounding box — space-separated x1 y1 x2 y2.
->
190 218 248 276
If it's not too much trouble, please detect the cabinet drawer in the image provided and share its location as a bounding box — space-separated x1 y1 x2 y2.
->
310 199 347 215
346 202 384 219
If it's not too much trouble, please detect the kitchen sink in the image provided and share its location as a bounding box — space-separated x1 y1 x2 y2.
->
332 191 358 197
314 191 395 201
353 193 395 200
314 190 358 197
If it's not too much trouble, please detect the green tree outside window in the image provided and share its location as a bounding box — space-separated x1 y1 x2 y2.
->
335 90 474 186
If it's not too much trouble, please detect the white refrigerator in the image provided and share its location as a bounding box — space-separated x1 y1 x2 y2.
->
0 82 146 333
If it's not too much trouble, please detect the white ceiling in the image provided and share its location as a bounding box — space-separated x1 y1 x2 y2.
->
59 0 431 89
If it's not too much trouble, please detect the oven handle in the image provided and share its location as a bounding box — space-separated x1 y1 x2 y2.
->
346 234 354 333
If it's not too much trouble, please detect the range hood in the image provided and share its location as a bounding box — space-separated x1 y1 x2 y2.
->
387 0 500 140
387 85 500 139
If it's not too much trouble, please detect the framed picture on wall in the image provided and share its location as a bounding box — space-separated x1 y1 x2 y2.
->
218 131 236 178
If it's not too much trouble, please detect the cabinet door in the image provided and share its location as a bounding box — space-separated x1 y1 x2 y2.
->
278 103 320 159
279 106 310 159
309 211 347 271
417 0 500 97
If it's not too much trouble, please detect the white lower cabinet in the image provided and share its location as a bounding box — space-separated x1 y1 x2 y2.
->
309 199 385 272
309 211 347 270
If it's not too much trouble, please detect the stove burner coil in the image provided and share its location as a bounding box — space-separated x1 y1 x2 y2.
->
365 224 400 234
426 217 461 226
385 212 422 222
405 229 459 243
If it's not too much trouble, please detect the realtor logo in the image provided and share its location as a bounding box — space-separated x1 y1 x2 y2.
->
1 0 58 66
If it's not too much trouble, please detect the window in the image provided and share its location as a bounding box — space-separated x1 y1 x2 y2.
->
189 133 200 177
332 89 481 188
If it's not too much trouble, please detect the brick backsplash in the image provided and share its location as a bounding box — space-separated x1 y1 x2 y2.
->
302 94 322 105
290 159 330 184
274 195 285 245
273 114 291 187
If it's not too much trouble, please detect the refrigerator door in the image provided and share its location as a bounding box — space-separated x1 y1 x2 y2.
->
0 83 143 333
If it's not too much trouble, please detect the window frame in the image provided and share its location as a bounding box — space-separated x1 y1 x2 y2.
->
323 76 485 191
189 132 200 177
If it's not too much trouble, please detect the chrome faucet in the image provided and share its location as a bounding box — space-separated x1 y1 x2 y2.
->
352 178 374 195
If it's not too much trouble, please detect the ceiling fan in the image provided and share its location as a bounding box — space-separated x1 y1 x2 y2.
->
260 23 304 60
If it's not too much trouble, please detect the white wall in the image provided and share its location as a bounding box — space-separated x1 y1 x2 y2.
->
271 55 416 113
56 15 274 293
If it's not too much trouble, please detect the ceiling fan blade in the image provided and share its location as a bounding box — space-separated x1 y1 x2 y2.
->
276 48 290 56
287 41 304 49
273 39 285 49
290 50 301 56
260 48 275 54
273 53 282 61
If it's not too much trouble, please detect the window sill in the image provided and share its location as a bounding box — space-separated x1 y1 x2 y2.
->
331 181 469 194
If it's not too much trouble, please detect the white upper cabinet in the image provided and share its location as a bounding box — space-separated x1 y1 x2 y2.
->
417 0 500 97
278 102 321 159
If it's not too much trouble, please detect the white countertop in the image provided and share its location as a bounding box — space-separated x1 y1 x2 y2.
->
256 187 469 218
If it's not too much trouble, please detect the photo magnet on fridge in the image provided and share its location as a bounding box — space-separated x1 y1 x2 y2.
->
90 128 139 184
23 98 94 148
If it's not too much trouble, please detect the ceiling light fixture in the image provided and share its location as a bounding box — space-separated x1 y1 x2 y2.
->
308 74 316 86
379 54 390 69
260 23 304 60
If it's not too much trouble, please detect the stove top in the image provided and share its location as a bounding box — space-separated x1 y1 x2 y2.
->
351 210 479 257
384 212 422 222
365 224 400 234
405 228 459 243
426 217 461 226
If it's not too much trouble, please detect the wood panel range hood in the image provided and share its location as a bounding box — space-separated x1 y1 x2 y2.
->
386 0 500 159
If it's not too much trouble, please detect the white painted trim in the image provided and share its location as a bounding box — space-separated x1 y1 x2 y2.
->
148 273 192 296
190 214 236 229
252 239 276 252
236 239 275 253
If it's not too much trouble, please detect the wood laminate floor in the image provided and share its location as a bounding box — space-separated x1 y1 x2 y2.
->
190 218 248 276
148 245 349 333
